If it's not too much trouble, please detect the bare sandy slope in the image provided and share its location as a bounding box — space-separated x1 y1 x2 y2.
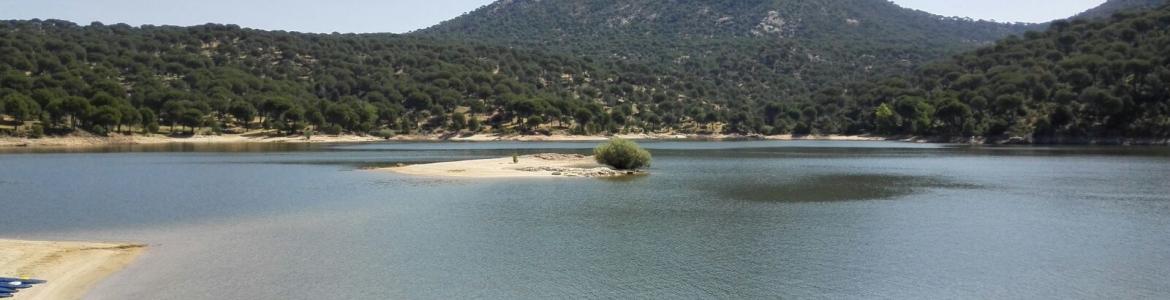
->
385 153 637 178
0 239 145 300
763 134 886 141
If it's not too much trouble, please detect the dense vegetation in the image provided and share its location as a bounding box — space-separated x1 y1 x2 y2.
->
0 20 721 137
832 5 1170 141
594 138 651 170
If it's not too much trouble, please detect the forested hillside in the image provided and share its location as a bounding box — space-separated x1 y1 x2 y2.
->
0 20 728 137
421 0 1031 100
837 5 1170 141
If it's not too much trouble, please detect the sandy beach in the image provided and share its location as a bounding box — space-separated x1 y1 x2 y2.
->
438 133 886 142
762 134 887 141
0 239 145 300
385 153 638 178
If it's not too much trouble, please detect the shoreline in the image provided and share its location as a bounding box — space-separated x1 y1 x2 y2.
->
0 239 145 300
0 132 888 149
383 153 640 178
0 132 386 148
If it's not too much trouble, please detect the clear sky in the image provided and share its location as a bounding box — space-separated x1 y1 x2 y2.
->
891 0 1107 23
0 0 1108 34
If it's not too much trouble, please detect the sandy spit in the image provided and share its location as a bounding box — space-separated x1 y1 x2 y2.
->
383 153 640 178
0 239 145 300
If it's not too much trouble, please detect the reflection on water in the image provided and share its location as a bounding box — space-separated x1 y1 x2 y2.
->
595 173 652 183
1 141 1168 299
717 174 978 202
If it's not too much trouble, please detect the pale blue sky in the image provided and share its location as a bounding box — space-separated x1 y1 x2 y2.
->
0 0 1108 33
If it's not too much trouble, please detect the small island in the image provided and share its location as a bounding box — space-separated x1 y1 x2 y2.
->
386 138 652 178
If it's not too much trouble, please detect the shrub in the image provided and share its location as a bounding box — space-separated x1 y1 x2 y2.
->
321 124 343 135
209 121 225 135
593 138 652 170
792 122 812 135
467 118 482 132
371 129 395 138
29 123 44 138
90 125 108 136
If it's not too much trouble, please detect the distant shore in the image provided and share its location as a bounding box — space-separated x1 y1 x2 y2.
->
0 239 145 300
6 132 1166 149
383 153 641 178
0 132 385 148
0 132 886 148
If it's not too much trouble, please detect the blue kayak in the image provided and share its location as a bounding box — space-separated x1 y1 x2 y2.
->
0 277 45 284
0 286 13 292
0 292 10 298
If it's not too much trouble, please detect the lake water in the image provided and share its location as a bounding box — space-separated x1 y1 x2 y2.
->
1 141 1168 299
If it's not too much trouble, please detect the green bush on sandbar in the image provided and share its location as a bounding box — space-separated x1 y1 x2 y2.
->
594 138 652 170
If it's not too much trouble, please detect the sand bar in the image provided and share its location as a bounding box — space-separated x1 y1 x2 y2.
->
384 153 639 178
0 239 145 300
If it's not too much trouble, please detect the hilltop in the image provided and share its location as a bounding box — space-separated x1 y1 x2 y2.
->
420 0 1032 99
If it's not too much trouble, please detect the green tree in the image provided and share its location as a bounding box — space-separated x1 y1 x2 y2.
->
229 101 257 129
573 108 593 133
178 108 205 134
2 93 39 123
118 104 141 134
874 103 899 134
525 115 544 131
935 100 973 136
62 96 92 129
89 105 123 135
139 108 159 134
324 103 354 129
280 106 306 135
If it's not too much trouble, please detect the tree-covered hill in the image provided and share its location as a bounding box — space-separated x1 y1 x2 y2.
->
0 20 727 136
419 0 1032 99
836 5 1170 142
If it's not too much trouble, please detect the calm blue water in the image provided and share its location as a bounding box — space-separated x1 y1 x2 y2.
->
1 141 1168 299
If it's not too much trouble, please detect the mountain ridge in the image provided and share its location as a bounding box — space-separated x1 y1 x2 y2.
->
418 0 1034 100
